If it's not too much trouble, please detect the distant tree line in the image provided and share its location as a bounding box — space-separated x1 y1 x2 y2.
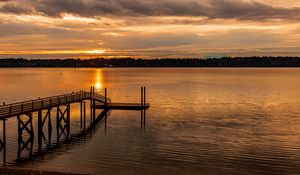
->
1 57 300 67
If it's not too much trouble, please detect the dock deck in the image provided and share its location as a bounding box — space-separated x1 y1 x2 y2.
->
95 103 150 110
0 91 111 119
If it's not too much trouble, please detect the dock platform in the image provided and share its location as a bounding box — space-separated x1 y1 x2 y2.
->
95 103 150 110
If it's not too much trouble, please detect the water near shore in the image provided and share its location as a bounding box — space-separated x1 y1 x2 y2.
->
0 68 299 175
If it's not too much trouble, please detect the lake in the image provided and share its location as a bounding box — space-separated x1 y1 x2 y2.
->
0 68 299 175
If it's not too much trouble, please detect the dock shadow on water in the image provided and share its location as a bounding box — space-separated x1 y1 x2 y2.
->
0 87 149 167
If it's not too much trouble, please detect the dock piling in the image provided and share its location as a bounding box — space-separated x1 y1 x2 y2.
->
93 87 96 123
3 119 6 163
141 110 143 129
37 108 51 152
83 102 86 132
80 102 83 129
105 88 107 105
38 110 42 152
0 119 7 163
144 87 146 106
141 87 144 106
67 104 70 139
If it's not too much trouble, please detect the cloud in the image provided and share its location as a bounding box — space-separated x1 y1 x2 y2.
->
0 0 300 21
0 2 33 14
0 0 300 58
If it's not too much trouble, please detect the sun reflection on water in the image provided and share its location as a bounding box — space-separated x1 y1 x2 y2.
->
94 69 104 91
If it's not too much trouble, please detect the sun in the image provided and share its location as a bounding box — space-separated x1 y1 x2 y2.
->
86 50 106 54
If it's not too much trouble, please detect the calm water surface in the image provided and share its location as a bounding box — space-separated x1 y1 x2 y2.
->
0 68 299 175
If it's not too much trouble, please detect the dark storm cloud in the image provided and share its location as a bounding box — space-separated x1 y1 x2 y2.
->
1 0 300 20
0 2 33 14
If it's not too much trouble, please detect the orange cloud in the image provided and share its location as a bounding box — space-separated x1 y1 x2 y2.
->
0 0 300 58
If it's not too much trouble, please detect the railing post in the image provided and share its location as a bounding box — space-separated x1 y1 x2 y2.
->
50 98 52 106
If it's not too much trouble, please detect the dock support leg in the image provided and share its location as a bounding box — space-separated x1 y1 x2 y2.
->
144 87 146 106
90 86 93 126
3 119 6 163
56 108 59 143
47 109 52 149
105 88 107 106
141 87 144 106
67 104 70 138
143 109 146 129
38 109 52 151
93 100 96 124
56 105 70 142
0 119 7 164
143 87 147 130
141 110 144 129
105 112 107 129
141 109 146 130
80 102 83 129
93 86 96 123
38 110 42 152
90 109 92 125
90 105 92 126
17 113 34 159
83 102 86 132
17 113 34 138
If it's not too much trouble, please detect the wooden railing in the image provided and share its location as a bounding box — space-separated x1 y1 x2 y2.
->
0 91 111 119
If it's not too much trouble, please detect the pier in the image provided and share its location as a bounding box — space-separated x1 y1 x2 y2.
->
95 87 150 110
0 87 149 164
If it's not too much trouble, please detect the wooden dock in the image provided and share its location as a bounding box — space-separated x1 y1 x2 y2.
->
0 86 149 164
0 91 111 119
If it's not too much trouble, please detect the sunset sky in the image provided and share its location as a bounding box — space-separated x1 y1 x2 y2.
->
0 0 300 59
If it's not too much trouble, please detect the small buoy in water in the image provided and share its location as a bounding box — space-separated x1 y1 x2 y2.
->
60 72 62 75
